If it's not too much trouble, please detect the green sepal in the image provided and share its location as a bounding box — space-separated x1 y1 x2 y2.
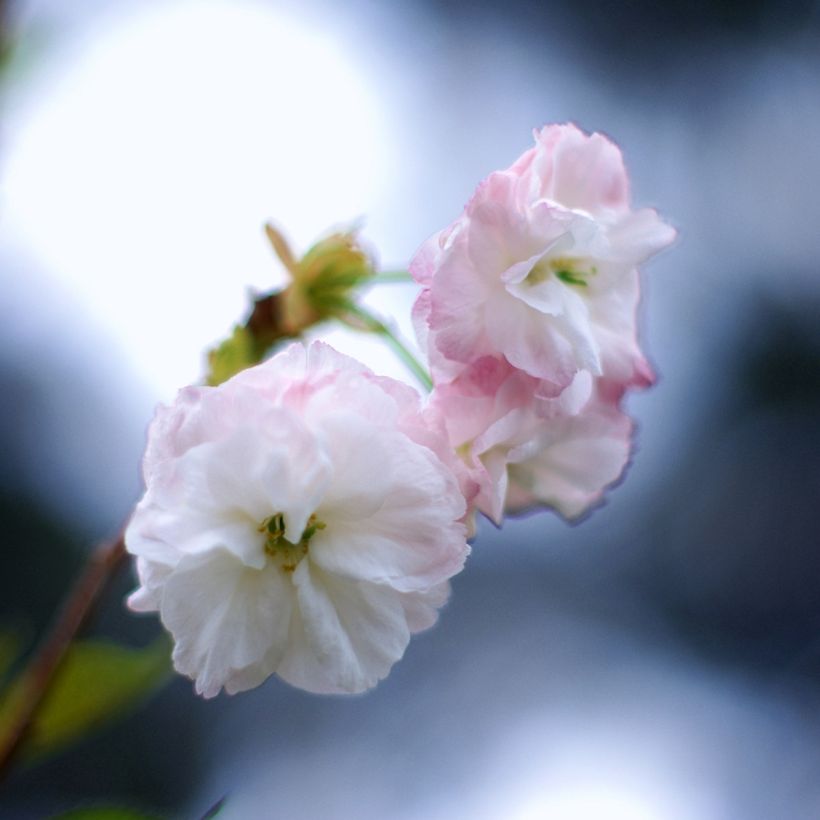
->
206 324 257 386
299 231 375 320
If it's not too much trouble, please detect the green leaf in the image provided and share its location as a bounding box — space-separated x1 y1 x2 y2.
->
0 629 22 686
0 636 172 764
50 808 163 820
206 324 257 386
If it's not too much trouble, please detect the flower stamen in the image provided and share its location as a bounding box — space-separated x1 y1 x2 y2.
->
259 512 326 573
526 256 597 289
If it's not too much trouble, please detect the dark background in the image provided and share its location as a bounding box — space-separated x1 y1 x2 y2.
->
1 0 820 817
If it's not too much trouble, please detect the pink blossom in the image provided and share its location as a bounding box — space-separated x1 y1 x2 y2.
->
428 357 632 523
412 123 675 393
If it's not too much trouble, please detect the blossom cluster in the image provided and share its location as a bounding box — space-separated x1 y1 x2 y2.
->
125 124 674 696
413 124 675 524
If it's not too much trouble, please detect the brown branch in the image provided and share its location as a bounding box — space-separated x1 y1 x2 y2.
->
0 528 128 783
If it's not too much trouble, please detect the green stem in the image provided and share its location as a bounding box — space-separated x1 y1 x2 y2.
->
343 302 433 391
369 270 414 284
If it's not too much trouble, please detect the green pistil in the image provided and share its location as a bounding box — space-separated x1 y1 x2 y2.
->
259 513 325 572
526 256 597 289
555 269 589 287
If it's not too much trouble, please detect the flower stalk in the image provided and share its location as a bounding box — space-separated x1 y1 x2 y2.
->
0 530 127 782
366 271 414 284
341 301 433 391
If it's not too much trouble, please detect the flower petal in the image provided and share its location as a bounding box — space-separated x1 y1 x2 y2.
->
161 548 294 698
313 415 468 591
506 401 633 519
288 562 410 694
531 123 631 216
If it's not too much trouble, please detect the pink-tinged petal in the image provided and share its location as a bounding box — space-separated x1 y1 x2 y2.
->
142 383 269 482
409 233 442 285
531 123 631 216
589 268 651 390
290 562 410 694
468 405 538 523
506 401 633 520
457 355 518 396
313 417 468 591
433 313 488 368
465 168 518 213
485 295 595 386
411 287 433 358
427 241 495 367
430 234 493 310
409 219 463 285
466 210 527 279
535 369 594 418
472 445 511 525
305 369 425 442
141 389 198 482
428 359 516 446
162 548 293 698
233 339 370 410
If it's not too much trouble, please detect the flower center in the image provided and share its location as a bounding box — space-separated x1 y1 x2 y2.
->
258 512 325 573
527 256 596 288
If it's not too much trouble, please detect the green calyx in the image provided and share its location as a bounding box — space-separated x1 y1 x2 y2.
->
204 224 378 387
268 223 376 329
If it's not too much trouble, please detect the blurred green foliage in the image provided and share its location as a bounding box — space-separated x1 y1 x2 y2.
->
50 807 163 819
0 636 172 766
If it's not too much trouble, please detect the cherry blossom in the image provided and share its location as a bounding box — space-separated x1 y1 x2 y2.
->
126 342 468 697
412 123 675 394
427 357 631 524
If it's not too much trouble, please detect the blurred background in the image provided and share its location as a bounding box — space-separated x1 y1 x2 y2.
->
1 0 819 817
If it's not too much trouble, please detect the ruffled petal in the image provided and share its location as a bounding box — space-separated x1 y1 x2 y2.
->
289 562 410 694
506 401 633 519
161 548 294 698
312 416 467 591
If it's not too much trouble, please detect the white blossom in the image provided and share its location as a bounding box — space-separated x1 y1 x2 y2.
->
126 342 468 697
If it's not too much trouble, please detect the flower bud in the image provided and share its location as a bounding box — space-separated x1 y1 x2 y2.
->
205 225 375 385
276 224 375 327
